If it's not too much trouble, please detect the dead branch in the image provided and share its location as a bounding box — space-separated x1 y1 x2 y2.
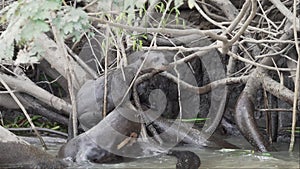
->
34 34 92 90
0 75 47 149
0 73 71 114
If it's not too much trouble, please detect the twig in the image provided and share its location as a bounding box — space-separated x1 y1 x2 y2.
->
102 26 110 118
263 89 272 142
82 0 98 10
89 17 228 43
118 0 187 107
228 51 296 72
269 0 300 31
254 45 292 59
209 0 239 19
161 72 249 94
0 76 47 149
35 34 90 89
84 31 104 72
0 110 4 126
21 94 69 126
50 12 78 138
141 44 221 52
257 1 278 30
141 0 160 27
257 108 294 112
200 0 228 21
225 0 251 35
7 127 68 138
0 73 71 114
263 75 295 105
223 0 257 53
289 0 300 152
193 1 226 29
66 45 98 79
174 52 183 142
0 90 16 93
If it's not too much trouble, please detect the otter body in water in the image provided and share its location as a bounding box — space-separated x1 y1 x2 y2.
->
58 103 203 169
59 102 240 169
58 103 142 163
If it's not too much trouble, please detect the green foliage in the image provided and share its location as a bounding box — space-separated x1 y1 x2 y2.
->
4 0 61 42
4 114 63 131
155 2 165 13
180 118 208 123
286 127 300 133
53 7 89 41
21 20 50 41
0 0 90 63
0 0 187 64
131 34 147 51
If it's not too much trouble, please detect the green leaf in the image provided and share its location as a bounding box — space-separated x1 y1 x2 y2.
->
155 2 165 13
43 0 61 10
32 10 50 20
21 20 49 40
51 126 60 130
32 115 41 121
20 1 39 18
261 152 272 157
73 22 83 31
63 23 74 34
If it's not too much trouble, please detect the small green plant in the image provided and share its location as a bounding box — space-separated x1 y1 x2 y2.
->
4 114 64 132
131 34 147 51
155 2 165 13
286 127 300 133
52 6 89 42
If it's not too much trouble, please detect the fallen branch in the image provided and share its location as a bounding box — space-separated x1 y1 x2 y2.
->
34 34 92 90
7 127 68 138
161 72 249 94
0 73 71 114
0 75 47 149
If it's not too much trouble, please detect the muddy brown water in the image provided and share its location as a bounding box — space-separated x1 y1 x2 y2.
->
33 136 299 169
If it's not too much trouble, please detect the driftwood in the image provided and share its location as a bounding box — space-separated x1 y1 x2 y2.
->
0 125 66 169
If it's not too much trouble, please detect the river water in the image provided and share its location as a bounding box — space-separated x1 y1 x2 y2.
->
40 136 299 169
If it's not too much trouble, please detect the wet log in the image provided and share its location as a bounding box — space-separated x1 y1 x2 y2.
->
235 91 273 152
0 125 66 169
233 24 293 152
